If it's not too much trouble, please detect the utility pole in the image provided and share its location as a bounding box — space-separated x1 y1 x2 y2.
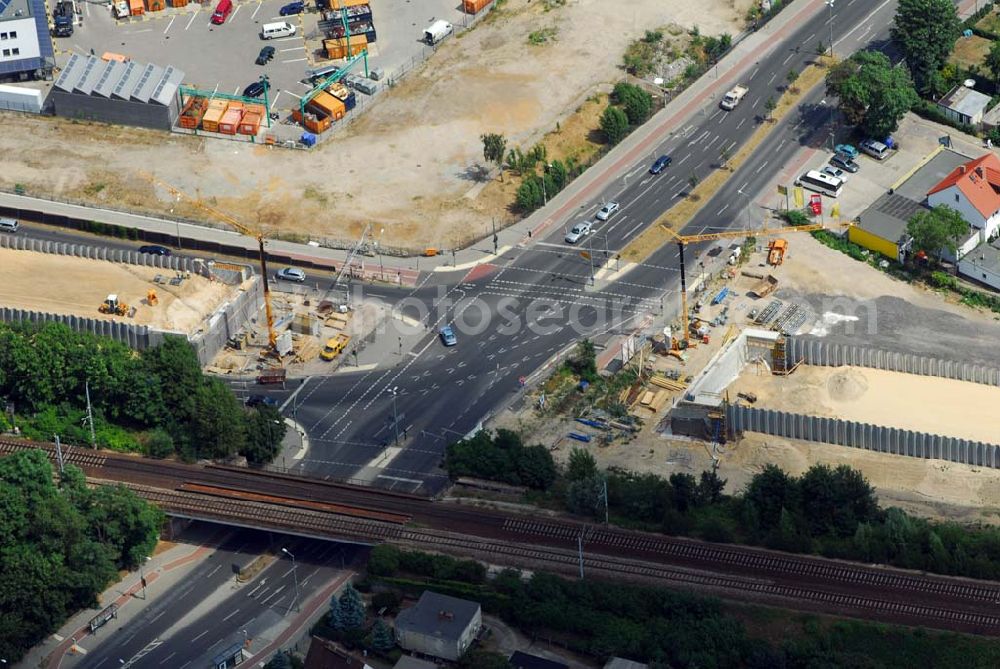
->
577 531 584 579
389 387 400 445
53 434 64 475
602 478 609 525
85 381 96 448
281 548 300 612
825 0 835 58
492 218 498 254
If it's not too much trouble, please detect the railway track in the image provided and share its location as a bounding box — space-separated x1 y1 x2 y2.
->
9 437 1000 632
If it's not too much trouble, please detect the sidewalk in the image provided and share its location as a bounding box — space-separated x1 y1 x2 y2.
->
0 0 825 280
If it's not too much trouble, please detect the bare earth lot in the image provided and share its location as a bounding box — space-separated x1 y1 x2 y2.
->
0 248 236 332
0 0 747 248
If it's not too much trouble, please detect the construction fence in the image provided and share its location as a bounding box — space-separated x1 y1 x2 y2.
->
784 338 1000 387
0 235 262 365
726 405 1000 469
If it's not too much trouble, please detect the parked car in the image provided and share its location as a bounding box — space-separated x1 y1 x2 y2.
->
138 244 172 256
439 326 458 347
649 155 672 174
279 1 304 14
256 46 275 65
246 394 278 408
829 154 860 173
275 267 306 282
834 144 859 160
564 221 593 244
821 165 847 181
243 80 269 98
595 201 620 221
859 138 890 160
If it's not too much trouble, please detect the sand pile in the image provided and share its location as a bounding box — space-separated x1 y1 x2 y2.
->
827 368 869 402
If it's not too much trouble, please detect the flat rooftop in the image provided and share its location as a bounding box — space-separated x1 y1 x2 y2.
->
0 247 242 334
0 0 33 21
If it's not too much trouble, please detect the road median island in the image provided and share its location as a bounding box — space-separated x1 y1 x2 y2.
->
621 59 832 263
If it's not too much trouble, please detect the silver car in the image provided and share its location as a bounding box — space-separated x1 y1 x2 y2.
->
595 201 620 221
564 221 593 244
275 267 306 282
821 165 847 182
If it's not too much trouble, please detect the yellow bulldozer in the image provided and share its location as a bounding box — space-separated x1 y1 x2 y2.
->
99 294 129 316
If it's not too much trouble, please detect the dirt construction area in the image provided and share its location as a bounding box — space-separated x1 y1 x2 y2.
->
0 248 238 332
0 0 749 249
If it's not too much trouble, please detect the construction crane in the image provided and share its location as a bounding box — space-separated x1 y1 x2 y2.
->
139 172 279 353
661 221 850 346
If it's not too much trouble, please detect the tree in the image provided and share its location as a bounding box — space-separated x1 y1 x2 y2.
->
612 82 653 125
600 105 630 144
697 470 727 506
906 204 969 261
987 40 1000 89
515 175 544 212
367 544 400 576
458 650 512 669
825 50 918 139
763 96 776 121
328 593 345 630
785 68 799 92
338 584 366 630
371 618 394 651
481 133 507 181
891 0 960 93
242 405 287 466
687 173 700 197
265 652 292 669
86 484 164 568
567 447 598 482
566 338 597 380
516 445 557 490
718 145 732 170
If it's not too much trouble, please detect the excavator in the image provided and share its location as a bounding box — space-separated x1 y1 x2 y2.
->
99 294 129 316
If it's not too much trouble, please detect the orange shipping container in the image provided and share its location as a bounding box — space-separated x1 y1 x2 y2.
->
330 0 368 7
324 35 368 60
201 103 228 133
463 0 490 13
292 109 332 134
145 0 165 11
238 112 262 135
244 103 265 117
309 91 345 120
170 0 188 5
127 0 144 14
218 108 244 134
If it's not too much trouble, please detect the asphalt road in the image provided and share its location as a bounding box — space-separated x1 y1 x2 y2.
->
78 532 352 669
285 0 905 492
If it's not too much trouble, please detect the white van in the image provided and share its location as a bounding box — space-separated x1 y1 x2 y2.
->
260 21 296 39
0 217 18 232
423 19 452 45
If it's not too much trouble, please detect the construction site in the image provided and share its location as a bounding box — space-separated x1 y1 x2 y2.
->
495 223 1000 524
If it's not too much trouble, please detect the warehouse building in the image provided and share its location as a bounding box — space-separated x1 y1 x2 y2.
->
50 53 184 130
0 0 54 80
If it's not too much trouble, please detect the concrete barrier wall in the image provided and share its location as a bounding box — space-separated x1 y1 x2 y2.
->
727 404 1000 468
0 233 211 277
0 235 261 363
785 338 1000 387
0 306 164 351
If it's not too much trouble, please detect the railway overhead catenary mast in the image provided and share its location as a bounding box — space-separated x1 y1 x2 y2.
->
140 172 279 353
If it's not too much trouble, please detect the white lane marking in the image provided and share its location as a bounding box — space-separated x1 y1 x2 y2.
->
251 2 263 18
716 204 729 215
185 10 198 29
624 219 645 237
281 46 305 52
222 609 240 622
676 154 690 166
163 16 175 33
282 57 308 63
781 52 793 66
229 4 241 20
736 118 746 130
755 160 769 174
191 630 208 642
270 91 283 110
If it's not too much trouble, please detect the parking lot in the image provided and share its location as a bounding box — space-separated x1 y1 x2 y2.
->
52 0 470 118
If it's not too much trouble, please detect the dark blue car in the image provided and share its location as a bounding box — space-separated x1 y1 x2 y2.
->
649 155 672 174
279 1 304 15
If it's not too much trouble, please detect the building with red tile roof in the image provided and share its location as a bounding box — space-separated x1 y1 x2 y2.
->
927 153 1000 259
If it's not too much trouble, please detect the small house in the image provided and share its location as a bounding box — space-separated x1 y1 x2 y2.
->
394 591 482 661
937 85 991 128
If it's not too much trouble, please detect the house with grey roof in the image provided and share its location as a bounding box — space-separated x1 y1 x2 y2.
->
937 84 992 129
604 658 650 669
394 591 481 661
50 53 184 130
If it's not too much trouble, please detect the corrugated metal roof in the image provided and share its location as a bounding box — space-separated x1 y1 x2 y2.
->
73 55 104 95
53 52 82 92
93 59 127 98
131 63 162 102
112 60 142 100
150 65 183 106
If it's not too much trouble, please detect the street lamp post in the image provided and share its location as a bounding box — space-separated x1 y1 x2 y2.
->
825 0 835 58
281 548 300 613
737 188 753 231
388 387 400 445
377 227 385 281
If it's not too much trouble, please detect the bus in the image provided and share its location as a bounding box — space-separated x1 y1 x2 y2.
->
795 170 844 197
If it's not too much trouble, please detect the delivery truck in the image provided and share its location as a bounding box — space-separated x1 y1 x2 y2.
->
720 84 748 111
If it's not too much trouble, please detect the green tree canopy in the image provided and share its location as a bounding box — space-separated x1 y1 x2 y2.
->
338 584 366 630
825 50 918 139
906 204 970 260
371 618 394 651
480 132 507 180
612 82 653 125
600 105 630 144
891 0 961 93
987 40 1000 87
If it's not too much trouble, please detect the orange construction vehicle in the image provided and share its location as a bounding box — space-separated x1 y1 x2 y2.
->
768 239 788 265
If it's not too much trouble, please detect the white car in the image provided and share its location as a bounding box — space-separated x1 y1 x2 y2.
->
564 221 593 244
595 201 620 221
275 267 306 282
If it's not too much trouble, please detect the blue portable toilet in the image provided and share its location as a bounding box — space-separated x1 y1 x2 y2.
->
300 132 317 147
